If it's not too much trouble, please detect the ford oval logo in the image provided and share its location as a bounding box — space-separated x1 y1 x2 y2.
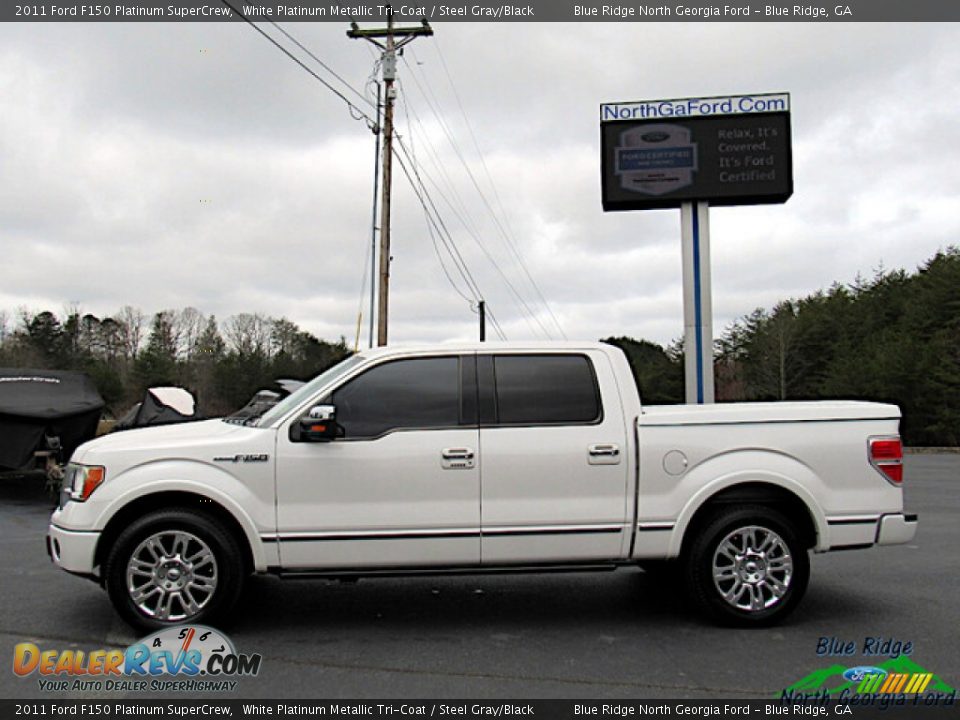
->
843 666 888 682
640 131 670 142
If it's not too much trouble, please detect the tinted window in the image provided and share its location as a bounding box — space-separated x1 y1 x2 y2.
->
258 355 364 427
493 355 601 425
331 357 461 438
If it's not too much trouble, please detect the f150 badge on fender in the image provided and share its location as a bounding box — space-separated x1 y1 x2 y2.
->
212 454 269 463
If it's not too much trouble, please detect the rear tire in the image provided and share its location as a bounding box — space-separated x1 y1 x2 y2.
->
105 508 245 631
683 505 809 626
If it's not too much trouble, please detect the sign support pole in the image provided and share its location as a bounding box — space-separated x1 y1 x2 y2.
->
680 201 715 404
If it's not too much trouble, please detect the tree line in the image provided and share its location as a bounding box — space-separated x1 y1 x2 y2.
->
0 307 350 418
1 248 956 444
606 247 960 446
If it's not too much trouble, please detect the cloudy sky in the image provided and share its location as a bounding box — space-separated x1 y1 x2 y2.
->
2 21 958 348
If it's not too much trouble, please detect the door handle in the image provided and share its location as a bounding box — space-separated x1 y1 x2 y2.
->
588 443 620 465
441 448 475 470
588 444 619 457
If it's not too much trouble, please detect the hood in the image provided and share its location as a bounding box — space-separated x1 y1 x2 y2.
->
71 418 267 465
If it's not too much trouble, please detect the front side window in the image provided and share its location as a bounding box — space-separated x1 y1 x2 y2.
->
256 355 363 427
331 357 461 439
493 354 601 425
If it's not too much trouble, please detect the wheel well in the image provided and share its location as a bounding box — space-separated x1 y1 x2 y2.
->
93 491 254 581
679 482 818 557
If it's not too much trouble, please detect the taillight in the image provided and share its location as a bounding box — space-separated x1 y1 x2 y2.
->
869 436 903 485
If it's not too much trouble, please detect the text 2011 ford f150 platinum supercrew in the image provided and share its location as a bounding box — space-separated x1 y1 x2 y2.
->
48 342 917 628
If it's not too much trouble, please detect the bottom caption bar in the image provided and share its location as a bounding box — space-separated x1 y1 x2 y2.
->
3 699 958 718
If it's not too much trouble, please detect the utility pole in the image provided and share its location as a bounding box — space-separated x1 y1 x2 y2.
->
348 7 433 346
368 82 381 349
478 300 486 342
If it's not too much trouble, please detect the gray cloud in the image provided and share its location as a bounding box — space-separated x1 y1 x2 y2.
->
1 22 958 348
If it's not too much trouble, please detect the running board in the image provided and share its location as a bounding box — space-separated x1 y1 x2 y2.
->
271 561 626 580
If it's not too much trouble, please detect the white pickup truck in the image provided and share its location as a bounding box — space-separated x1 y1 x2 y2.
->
48 342 917 629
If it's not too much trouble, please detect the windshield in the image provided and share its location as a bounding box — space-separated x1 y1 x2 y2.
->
251 354 366 428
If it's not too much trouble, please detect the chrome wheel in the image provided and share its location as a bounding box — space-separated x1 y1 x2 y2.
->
712 525 793 611
125 530 219 621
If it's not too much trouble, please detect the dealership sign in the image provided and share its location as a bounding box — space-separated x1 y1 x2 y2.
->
600 93 793 211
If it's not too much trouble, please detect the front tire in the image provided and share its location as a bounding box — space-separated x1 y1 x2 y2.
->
683 505 809 626
105 508 244 631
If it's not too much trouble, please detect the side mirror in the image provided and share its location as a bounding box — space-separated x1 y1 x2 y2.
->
295 404 339 442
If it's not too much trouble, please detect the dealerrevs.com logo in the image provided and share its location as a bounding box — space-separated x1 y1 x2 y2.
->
13 625 262 692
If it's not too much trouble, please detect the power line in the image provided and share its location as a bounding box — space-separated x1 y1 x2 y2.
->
393 139 483 300
432 41 567 339
393 87 473 305
425 218 475 305
400 53 554 339
392 82 505 339
394 85 478 297
229 0 377 115
486 306 507 341
219 0 377 130
396 67 553 339
391 136 507 340
219 4 503 340
396 79 485 248
266 20 377 112
411 45 565 337
388 84 509 338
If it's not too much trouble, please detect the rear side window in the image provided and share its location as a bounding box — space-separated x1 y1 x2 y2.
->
493 354 601 425
332 357 461 439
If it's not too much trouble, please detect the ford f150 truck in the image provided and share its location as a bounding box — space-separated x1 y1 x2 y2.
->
47 342 917 629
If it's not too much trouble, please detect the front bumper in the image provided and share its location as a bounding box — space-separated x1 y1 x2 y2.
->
47 523 101 578
876 512 918 545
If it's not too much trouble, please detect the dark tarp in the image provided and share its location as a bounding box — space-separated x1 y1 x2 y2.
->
0 369 105 471
114 387 199 430
225 379 304 425
225 390 280 426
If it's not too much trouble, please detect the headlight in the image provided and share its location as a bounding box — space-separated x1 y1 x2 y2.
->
66 463 106 502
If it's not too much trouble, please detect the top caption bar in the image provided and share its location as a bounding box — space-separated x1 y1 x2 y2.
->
6 0 960 21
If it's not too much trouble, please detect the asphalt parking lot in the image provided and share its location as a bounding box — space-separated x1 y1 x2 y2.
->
1 454 957 700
